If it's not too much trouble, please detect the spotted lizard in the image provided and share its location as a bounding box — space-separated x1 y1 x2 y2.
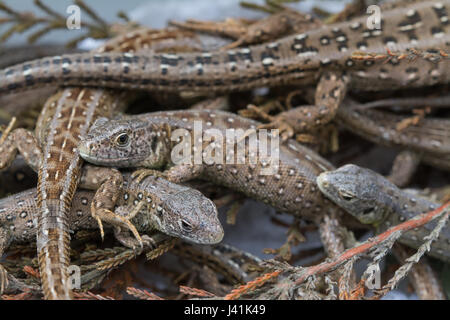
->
0 0 447 139
316 164 450 262
336 101 450 173
0 0 449 298
0 167 223 294
0 28 201 299
78 109 338 223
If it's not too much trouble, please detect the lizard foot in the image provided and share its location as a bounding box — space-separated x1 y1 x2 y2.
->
91 204 143 247
242 104 277 122
258 120 294 142
241 104 294 141
131 169 168 184
114 229 157 251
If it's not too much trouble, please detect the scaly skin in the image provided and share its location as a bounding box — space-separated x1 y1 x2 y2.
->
336 102 450 171
316 164 450 262
0 1 448 134
170 7 322 48
79 109 336 221
0 170 223 294
173 242 262 286
0 28 201 299
0 171 222 248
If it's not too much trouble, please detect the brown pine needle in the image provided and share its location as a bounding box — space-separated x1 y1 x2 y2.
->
0 116 16 145
224 270 281 300
179 285 216 298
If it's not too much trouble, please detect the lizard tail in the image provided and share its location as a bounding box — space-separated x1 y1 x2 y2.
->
36 199 73 300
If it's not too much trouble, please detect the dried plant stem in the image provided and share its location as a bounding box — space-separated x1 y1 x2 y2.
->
224 270 281 300
126 287 164 300
0 116 16 145
371 210 450 299
294 202 450 286
179 285 216 298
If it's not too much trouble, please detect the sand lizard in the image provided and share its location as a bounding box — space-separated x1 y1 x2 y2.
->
337 101 450 173
317 164 450 262
0 168 223 294
78 109 337 222
0 0 449 298
0 28 201 299
0 1 447 138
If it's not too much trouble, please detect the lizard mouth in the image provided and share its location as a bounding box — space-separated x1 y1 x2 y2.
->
78 144 119 166
316 173 332 197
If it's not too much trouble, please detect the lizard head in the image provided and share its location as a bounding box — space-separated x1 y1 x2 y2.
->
144 180 224 244
317 164 391 225
79 117 171 169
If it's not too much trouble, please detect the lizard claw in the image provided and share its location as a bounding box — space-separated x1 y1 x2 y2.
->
257 120 294 142
113 226 146 250
91 203 105 241
131 169 167 184
141 235 157 249
240 105 294 141
241 104 276 122
92 207 143 246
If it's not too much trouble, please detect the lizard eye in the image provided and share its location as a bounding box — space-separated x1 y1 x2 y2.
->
180 219 193 232
115 133 130 147
338 189 355 201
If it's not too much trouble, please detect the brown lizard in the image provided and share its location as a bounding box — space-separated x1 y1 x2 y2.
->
0 0 447 138
316 164 450 262
0 28 201 299
0 0 449 298
169 5 322 49
78 109 337 223
336 101 450 172
0 168 223 294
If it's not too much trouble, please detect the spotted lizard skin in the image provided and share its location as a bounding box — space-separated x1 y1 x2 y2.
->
79 109 338 221
0 170 223 294
317 164 450 262
0 1 448 133
0 28 200 299
0 171 222 248
337 103 450 171
173 242 262 285
0 0 449 297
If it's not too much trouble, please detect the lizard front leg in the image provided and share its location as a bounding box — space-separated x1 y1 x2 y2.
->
387 150 421 187
0 128 42 172
250 72 349 140
79 166 143 246
112 201 157 250
165 164 205 183
131 164 204 184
